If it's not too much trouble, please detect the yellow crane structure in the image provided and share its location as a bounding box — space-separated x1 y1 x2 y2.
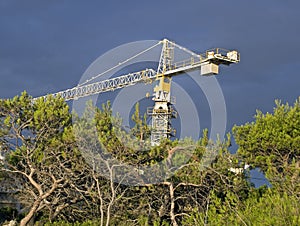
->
36 39 240 146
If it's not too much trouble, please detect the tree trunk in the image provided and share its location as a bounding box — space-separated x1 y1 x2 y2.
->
20 198 42 226
106 163 115 226
169 183 178 226
94 173 104 226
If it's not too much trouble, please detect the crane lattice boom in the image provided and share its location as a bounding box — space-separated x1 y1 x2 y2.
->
40 69 157 101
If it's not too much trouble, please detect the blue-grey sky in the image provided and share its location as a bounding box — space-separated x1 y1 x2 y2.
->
0 0 299 137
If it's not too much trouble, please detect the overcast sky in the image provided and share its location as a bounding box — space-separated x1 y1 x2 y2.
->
1 1 299 143
1 0 299 186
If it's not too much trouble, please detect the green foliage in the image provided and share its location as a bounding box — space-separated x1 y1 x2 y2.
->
0 93 94 224
0 207 19 224
196 188 300 226
241 190 299 225
131 102 151 142
42 220 101 226
233 98 300 194
1 93 299 225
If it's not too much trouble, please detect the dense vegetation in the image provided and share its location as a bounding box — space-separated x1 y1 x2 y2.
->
0 92 299 225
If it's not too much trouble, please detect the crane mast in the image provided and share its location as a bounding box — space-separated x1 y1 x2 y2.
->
149 39 176 145
35 39 240 146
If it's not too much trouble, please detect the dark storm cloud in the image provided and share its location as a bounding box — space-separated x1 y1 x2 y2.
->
0 0 299 129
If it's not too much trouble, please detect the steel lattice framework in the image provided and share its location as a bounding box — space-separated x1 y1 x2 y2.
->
35 39 240 145
34 69 157 101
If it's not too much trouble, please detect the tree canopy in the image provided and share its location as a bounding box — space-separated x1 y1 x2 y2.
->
233 98 300 195
0 93 299 225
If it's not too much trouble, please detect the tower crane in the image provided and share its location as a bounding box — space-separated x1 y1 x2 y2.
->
36 39 240 146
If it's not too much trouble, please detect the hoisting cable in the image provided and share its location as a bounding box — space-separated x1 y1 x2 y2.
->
77 41 162 87
169 40 199 58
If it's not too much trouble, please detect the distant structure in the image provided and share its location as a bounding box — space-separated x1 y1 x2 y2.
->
0 152 4 161
0 146 20 211
0 144 4 161
0 181 21 212
229 164 251 175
